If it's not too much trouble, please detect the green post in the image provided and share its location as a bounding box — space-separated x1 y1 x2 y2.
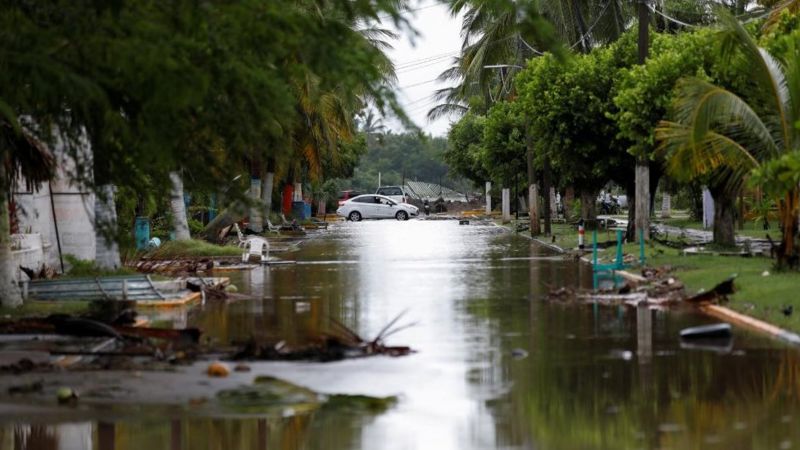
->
615 230 623 268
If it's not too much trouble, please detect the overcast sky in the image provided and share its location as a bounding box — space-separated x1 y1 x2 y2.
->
384 0 463 137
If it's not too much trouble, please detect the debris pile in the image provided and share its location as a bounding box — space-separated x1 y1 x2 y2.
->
232 314 415 362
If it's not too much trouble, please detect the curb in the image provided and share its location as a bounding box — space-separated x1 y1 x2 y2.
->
700 304 800 346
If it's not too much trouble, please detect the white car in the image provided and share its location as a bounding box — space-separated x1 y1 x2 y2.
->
337 194 419 221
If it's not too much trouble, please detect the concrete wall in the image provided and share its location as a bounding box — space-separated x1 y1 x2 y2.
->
12 134 96 274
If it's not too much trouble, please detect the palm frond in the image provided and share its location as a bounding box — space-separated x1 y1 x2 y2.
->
671 78 780 160
716 10 792 146
427 103 469 121
0 120 55 189
657 120 759 181
763 0 800 31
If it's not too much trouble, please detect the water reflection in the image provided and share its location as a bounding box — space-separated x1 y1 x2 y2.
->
5 221 800 449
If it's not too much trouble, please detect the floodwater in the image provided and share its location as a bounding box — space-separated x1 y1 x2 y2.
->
6 220 800 449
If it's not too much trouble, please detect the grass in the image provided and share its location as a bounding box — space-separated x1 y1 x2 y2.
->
144 239 243 259
63 255 137 279
507 219 800 333
0 301 90 319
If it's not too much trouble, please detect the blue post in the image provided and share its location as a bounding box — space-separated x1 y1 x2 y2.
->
134 217 150 250
209 193 218 221
639 228 646 266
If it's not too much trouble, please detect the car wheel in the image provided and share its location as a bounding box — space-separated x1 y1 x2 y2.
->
396 211 409 221
349 211 362 222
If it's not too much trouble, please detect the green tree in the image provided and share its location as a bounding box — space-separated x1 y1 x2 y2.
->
657 12 800 265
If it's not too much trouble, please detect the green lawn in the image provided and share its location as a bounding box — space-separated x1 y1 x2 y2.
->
0 300 90 319
144 239 243 259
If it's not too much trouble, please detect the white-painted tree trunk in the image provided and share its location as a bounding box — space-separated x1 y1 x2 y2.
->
660 193 671 219
485 182 492 215
529 184 540 235
169 171 191 240
635 161 650 240
247 177 263 233
0 165 22 307
262 172 274 221
702 187 714 229
94 184 121 270
501 188 511 223
293 182 302 202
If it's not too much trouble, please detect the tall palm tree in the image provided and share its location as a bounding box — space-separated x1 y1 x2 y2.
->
657 12 800 265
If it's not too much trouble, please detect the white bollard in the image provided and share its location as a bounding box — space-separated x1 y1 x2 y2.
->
502 188 511 223
242 241 251 263
260 241 269 263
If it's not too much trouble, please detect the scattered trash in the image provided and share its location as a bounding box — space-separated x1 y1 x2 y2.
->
56 387 79 405
510 348 528 359
207 361 230 377
685 276 736 304
233 363 251 372
680 323 732 340
147 237 162 249
762 270 770 277
459 219 469 225
782 306 793 317
232 312 415 362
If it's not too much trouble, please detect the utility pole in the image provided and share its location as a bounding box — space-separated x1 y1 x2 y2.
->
635 0 650 241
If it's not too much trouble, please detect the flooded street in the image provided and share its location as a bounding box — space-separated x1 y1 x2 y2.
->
6 220 800 449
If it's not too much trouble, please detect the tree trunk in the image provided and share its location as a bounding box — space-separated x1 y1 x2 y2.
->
543 158 552 235
247 177 263 233
580 189 598 222
563 187 575 222
94 183 121 270
626 182 636 242
262 170 274 223
635 161 650 241
779 188 799 267
529 184 540 236
660 193 671 219
526 128 540 235
0 165 22 307
169 171 191 240
709 186 736 248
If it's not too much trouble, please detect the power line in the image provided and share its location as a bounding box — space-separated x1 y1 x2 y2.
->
569 1 612 49
376 2 443 22
395 50 459 68
400 78 440 89
648 4 699 28
396 53 459 72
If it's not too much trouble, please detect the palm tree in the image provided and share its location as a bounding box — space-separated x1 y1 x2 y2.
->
263 15 399 214
656 12 800 265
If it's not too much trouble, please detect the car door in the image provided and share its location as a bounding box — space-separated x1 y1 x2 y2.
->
349 196 375 218
373 196 396 218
